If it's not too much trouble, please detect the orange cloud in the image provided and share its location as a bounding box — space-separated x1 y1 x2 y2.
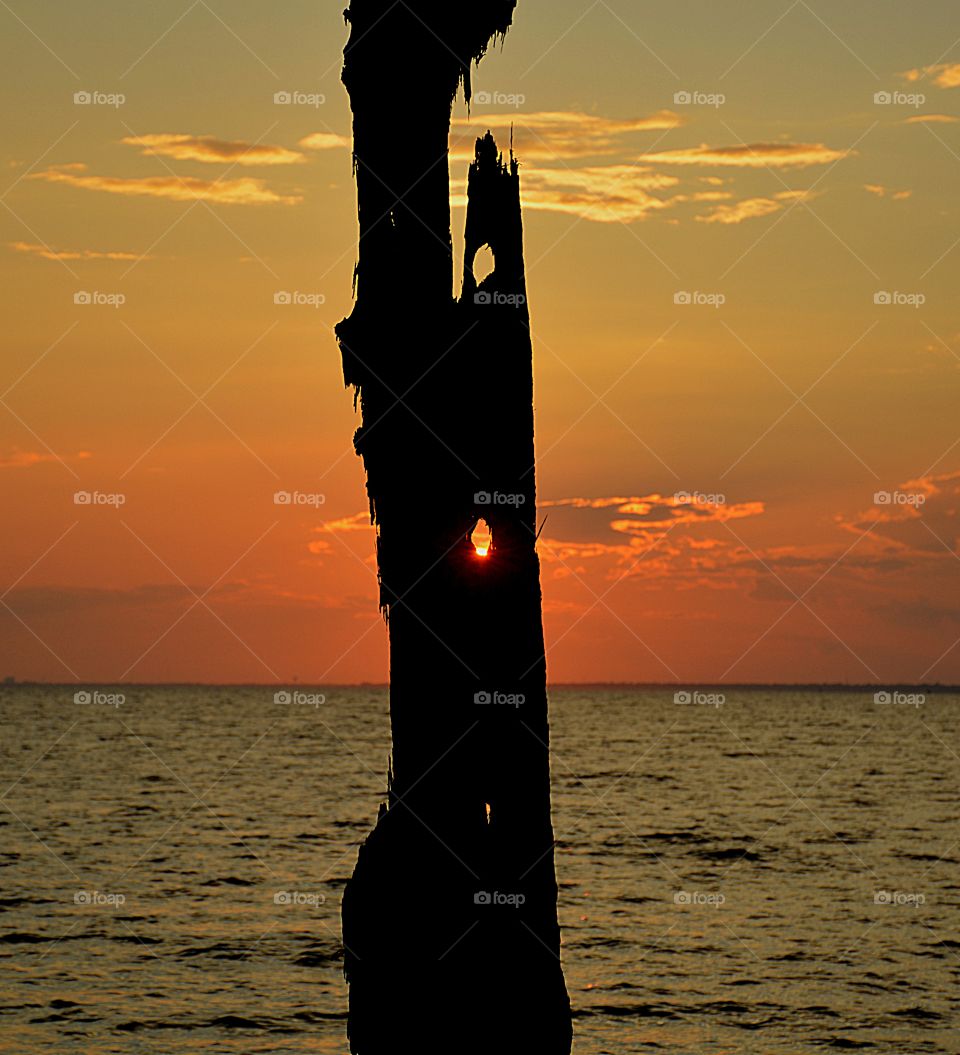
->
121 133 305 166
901 63 960 89
450 110 683 162
10 240 148 262
31 164 302 205
864 184 912 200
904 113 960 124
308 513 375 556
642 142 849 168
0 449 92 469
841 470 960 558
515 164 680 223
299 132 352 151
695 190 813 225
539 494 765 561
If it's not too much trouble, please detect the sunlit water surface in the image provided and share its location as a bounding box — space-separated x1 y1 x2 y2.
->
1 686 957 1053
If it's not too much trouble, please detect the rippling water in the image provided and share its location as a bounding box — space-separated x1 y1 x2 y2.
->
0 686 957 1053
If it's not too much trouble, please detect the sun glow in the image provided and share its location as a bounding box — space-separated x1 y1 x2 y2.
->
472 518 492 557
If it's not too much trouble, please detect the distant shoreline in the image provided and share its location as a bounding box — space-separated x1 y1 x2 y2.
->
3 681 959 693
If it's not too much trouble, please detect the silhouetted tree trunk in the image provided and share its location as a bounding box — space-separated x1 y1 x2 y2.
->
336 3 572 1052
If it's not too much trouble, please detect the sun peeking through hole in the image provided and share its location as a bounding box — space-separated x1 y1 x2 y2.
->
472 518 492 558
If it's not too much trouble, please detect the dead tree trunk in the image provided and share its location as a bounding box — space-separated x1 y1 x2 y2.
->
335 3 572 1052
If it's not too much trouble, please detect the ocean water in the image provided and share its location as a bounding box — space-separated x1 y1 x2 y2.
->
0 685 957 1053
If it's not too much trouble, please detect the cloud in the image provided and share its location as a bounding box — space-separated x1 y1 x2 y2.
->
695 189 814 225
840 470 960 557
535 491 935 597
9 240 148 262
31 164 301 205
299 132 352 151
451 110 683 162
901 63 960 89
642 142 849 168
121 133 305 166
864 184 912 200
0 449 92 469
904 113 960 124
538 494 765 571
448 118 840 225
308 513 375 557
4 580 367 619
513 164 680 223
696 196 782 225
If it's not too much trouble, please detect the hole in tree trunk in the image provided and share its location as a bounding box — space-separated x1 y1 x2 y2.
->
473 244 495 284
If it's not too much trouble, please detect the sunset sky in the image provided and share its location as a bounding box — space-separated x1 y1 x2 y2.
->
2 0 960 684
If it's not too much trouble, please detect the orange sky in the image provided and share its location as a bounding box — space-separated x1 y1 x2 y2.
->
2 1 960 684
